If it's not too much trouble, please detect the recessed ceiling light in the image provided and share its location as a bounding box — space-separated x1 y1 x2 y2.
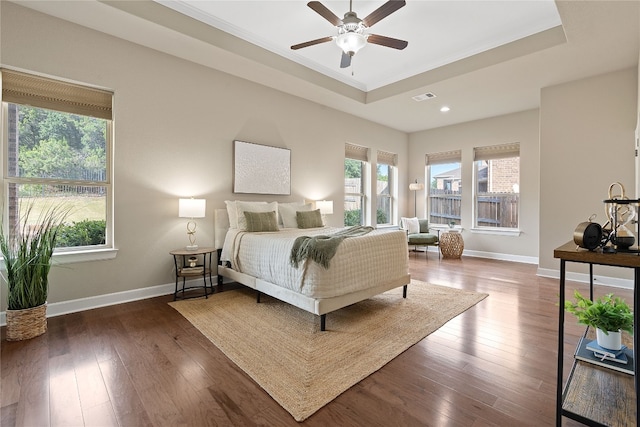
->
440 106 451 113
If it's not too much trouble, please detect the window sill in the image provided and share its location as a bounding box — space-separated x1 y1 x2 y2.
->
53 248 118 264
377 224 398 230
470 227 521 237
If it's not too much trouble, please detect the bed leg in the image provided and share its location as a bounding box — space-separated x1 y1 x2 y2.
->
320 314 326 331
256 291 261 303
403 284 408 298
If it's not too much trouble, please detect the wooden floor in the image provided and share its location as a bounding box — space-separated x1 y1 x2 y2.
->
1 253 632 426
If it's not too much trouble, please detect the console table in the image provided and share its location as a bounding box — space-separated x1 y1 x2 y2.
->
554 241 639 426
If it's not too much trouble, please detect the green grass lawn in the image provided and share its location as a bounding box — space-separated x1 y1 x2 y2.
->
20 196 105 224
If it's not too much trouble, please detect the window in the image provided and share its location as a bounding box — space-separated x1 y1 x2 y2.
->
427 150 462 226
473 143 520 229
345 143 368 226
2 69 113 250
376 150 396 226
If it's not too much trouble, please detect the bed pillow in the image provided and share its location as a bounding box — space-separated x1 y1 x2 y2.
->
236 201 278 230
279 202 313 228
244 211 279 232
225 200 239 229
297 209 323 229
401 217 420 234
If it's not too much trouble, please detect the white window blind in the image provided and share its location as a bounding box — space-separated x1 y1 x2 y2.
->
345 142 369 162
426 149 461 165
474 143 520 161
1 69 112 120
377 149 397 166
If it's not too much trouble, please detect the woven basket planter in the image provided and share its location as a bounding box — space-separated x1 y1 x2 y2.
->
5 303 47 341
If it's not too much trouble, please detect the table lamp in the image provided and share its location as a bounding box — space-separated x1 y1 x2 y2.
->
178 198 206 250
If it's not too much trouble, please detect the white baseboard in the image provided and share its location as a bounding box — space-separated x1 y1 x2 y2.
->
416 247 539 264
461 249 538 265
3 254 629 328
536 267 633 289
0 277 212 326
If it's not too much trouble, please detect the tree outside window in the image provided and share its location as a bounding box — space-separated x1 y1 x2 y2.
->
344 158 364 226
5 103 110 249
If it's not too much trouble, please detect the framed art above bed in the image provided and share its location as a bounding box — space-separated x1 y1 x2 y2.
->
233 140 291 195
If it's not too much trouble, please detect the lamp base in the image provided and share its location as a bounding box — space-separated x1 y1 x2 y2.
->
185 244 199 251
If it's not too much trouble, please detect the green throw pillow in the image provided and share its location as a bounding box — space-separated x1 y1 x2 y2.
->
244 211 279 232
297 209 323 229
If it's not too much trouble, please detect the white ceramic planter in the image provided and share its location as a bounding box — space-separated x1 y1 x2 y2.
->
596 328 622 351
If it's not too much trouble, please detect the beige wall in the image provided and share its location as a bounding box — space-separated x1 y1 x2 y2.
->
408 109 541 259
539 67 638 279
0 3 408 306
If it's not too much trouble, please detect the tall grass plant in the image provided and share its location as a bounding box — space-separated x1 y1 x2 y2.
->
0 203 70 310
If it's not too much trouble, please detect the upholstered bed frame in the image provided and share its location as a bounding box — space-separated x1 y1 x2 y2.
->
214 208 410 331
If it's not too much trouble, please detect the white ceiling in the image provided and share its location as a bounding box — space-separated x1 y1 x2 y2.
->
156 0 562 92
11 0 640 133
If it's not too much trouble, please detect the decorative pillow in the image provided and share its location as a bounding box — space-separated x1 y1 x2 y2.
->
401 217 420 234
244 211 279 232
297 209 323 229
279 202 313 228
236 201 277 230
225 200 239 229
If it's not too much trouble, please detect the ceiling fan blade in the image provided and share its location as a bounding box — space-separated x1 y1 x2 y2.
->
367 34 408 50
291 36 334 50
362 0 406 27
307 1 343 26
340 52 352 68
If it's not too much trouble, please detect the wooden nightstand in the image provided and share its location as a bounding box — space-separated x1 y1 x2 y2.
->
170 247 216 300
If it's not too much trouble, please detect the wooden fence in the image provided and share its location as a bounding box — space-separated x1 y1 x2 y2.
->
429 192 518 228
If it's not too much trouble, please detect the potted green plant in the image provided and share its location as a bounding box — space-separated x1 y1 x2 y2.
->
1 203 70 341
564 290 633 350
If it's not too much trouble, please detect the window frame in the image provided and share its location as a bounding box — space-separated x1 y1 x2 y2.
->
344 158 366 226
472 143 520 233
1 69 117 263
376 149 397 227
426 150 462 227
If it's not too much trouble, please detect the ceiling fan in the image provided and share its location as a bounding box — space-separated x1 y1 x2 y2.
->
291 0 408 69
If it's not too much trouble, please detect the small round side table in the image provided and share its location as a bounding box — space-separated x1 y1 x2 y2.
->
440 231 464 259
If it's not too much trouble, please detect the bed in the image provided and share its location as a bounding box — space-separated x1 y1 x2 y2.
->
214 203 411 331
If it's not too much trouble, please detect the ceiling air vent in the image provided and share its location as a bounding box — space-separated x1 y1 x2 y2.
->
412 92 436 102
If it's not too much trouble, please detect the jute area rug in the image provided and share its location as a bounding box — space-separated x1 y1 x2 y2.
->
169 280 487 422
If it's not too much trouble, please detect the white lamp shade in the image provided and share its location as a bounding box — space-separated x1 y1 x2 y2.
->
179 198 206 218
409 183 424 191
316 200 334 215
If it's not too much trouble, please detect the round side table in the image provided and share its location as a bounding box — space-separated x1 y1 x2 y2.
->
440 231 464 259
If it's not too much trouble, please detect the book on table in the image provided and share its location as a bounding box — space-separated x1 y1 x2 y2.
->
574 336 634 375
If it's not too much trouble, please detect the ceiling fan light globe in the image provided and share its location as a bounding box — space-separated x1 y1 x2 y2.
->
336 32 367 55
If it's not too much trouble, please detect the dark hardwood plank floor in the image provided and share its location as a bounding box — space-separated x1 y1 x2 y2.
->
1 253 632 426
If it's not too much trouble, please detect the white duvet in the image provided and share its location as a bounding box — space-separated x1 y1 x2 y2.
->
220 227 409 299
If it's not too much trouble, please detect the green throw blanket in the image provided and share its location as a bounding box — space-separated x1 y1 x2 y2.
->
290 226 374 269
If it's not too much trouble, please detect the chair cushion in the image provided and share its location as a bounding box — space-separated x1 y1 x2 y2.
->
418 219 430 233
408 233 439 245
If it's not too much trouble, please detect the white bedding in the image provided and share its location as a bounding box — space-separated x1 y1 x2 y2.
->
220 226 409 299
